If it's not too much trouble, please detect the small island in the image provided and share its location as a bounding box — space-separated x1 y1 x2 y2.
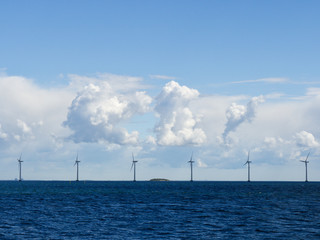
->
149 178 169 181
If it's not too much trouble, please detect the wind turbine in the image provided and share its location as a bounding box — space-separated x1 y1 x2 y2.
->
188 152 195 182
74 153 80 181
244 150 251 182
17 154 23 181
300 152 310 182
131 153 138 182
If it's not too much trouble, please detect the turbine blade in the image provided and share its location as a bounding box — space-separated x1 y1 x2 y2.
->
305 152 310 161
130 162 134 171
74 153 79 166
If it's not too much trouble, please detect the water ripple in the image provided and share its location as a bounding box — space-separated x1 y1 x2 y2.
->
0 181 319 239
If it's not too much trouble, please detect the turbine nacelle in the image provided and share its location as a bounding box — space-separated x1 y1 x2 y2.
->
131 153 138 171
74 154 80 166
244 160 252 166
188 152 194 163
74 160 80 166
244 150 251 165
300 152 310 164
17 154 23 162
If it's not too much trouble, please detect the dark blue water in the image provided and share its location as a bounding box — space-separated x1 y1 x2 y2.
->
0 181 319 239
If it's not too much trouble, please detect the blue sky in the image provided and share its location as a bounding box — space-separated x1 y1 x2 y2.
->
0 0 320 181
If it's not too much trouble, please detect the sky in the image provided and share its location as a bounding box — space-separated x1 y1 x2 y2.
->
1 0 320 181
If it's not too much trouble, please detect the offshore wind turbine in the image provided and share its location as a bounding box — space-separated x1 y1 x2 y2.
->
74 153 80 181
244 151 251 182
300 152 310 182
17 154 23 181
188 152 195 182
131 153 138 182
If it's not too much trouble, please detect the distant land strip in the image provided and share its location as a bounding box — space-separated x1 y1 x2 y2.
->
149 178 170 181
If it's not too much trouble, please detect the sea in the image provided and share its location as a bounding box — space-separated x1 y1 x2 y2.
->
0 181 319 239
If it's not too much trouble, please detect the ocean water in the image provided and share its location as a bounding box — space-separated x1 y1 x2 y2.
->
0 181 319 239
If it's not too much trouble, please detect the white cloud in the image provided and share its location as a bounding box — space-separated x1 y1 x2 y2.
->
232 77 288 84
63 80 152 145
68 73 149 93
306 88 320 96
0 124 7 140
149 75 177 80
14 135 21 142
197 158 208 168
263 137 278 148
265 92 286 99
295 131 319 148
222 96 264 143
0 74 74 151
17 119 32 134
154 81 206 146
1 72 320 181
145 135 156 145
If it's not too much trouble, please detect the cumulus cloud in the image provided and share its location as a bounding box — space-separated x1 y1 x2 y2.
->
222 96 264 143
145 136 156 145
154 81 206 146
294 131 319 148
0 124 7 140
263 137 286 148
2 71 320 180
258 131 319 164
197 158 208 168
63 81 152 145
17 119 32 134
263 137 278 148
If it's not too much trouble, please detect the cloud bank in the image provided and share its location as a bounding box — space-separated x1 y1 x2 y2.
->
0 74 73 150
0 72 320 180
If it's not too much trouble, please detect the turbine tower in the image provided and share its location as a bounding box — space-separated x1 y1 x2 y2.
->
244 151 251 182
188 152 195 182
131 153 138 182
74 154 80 181
300 152 310 182
17 154 23 181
